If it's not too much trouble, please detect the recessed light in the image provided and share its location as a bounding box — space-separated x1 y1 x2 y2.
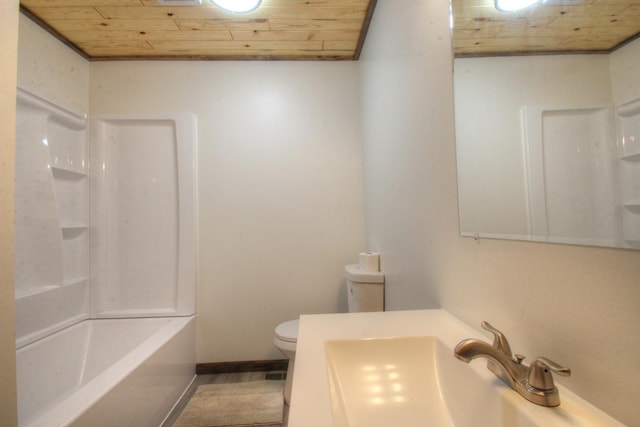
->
495 0 538 12
210 0 262 13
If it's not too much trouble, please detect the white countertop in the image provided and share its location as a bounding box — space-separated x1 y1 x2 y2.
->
286 309 624 427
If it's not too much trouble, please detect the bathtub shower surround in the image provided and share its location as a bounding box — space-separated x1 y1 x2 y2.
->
14 88 197 427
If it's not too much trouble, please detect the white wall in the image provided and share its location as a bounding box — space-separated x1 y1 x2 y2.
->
90 61 366 362
360 0 640 425
1 2 19 425
360 0 459 311
17 15 90 114
610 37 640 105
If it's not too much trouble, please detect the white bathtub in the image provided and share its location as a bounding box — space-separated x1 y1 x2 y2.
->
17 316 196 427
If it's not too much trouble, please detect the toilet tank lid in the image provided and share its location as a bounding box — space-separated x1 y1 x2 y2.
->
344 264 384 283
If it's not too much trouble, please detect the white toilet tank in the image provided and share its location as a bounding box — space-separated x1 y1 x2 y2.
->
344 264 384 312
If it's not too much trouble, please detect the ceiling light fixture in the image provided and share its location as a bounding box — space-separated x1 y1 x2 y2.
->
210 0 262 13
495 0 538 12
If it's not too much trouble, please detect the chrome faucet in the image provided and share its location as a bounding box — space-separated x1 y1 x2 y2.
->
454 321 571 407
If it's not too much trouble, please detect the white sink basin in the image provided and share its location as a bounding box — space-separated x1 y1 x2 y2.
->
324 335 624 427
326 336 453 426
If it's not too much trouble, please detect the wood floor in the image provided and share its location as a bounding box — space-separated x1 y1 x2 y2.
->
162 371 289 427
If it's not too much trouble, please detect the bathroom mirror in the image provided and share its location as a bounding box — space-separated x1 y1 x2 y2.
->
451 0 640 250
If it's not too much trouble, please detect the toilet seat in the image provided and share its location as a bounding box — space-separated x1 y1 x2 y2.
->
275 319 299 343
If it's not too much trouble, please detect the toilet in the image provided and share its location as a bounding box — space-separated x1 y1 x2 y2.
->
273 263 384 404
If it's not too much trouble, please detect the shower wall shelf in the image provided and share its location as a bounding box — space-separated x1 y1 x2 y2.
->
51 166 88 177
620 152 640 161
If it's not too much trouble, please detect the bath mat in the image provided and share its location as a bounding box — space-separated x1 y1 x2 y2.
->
173 380 284 427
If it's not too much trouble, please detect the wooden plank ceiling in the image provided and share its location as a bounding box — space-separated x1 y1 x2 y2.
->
20 0 640 59
453 0 640 57
19 0 376 60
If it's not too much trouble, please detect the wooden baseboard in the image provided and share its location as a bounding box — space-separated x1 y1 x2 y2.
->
196 359 288 375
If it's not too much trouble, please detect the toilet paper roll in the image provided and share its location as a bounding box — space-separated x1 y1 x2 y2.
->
359 252 380 272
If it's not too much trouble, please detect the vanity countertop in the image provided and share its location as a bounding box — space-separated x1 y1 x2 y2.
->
287 309 624 427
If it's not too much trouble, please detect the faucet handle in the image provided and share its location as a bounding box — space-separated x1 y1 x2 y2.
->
527 357 571 391
481 321 513 357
